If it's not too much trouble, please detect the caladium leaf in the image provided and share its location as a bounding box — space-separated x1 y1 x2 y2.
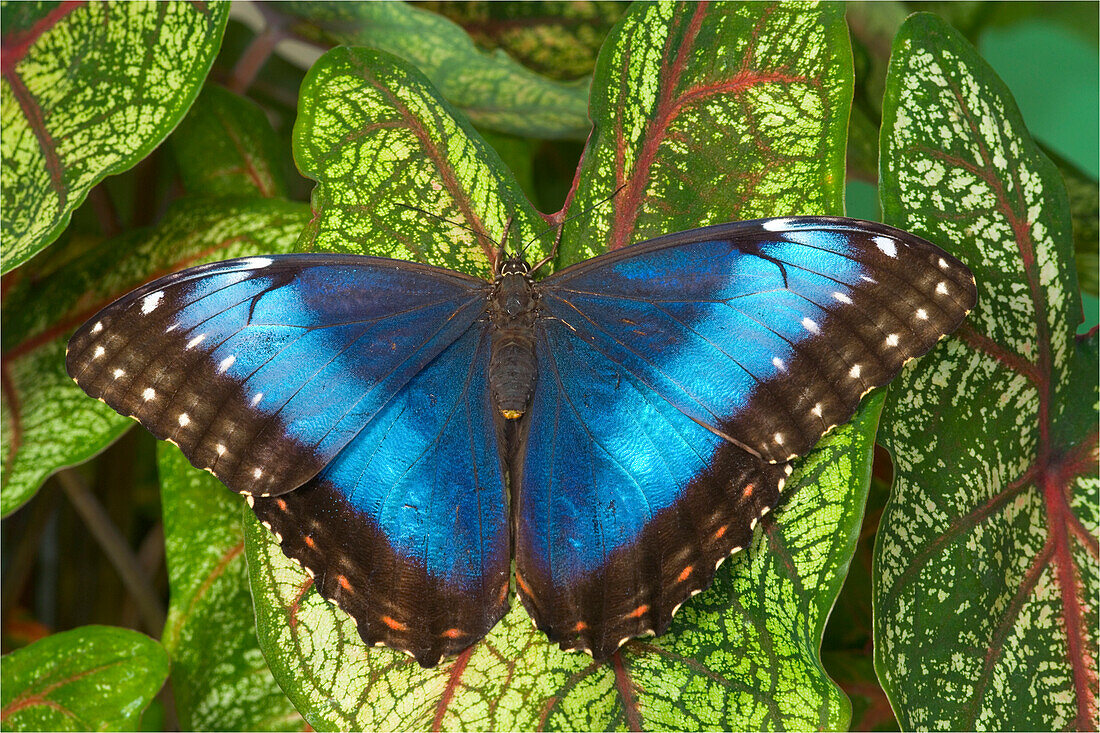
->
170 85 288 199
158 443 304 731
0 198 309 517
0 625 168 731
276 1 592 140
248 3 880 729
876 13 1099 731
0 1 229 273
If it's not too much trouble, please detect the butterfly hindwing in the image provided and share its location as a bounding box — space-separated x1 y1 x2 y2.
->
514 321 789 658
514 217 975 657
250 327 510 667
66 255 488 497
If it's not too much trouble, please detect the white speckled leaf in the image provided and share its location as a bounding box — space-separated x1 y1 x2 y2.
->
1 1 229 273
876 13 1098 731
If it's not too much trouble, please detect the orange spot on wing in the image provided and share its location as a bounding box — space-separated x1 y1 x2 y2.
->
303 536 316 549
381 615 408 631
515 571 532 596
573 621 588 632
276 498 288 511
714 525 728 540
498 583 508 603
677 565 693 583
626 604 650 619
443 628 464 639
337 575 352 591
741 483 754 499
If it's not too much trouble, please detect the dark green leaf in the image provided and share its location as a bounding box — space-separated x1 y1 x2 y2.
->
420 1 627 81
159 443 304 731
170 85 288 199
876 13 1098 730
277 1 592 140
0 626 168 731
0 197 309 517
249 4 885 729
1040 145 1099 298
0 1 229 273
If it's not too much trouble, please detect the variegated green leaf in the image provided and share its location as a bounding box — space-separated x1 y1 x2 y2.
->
0 626 168 731
0 198 309 517
558 1 853 265
277 1 591 140
0 1 229 273
170 85 288 199
159 443 304 731
249 3 881 729
292 45 545 277
876 13 1098 730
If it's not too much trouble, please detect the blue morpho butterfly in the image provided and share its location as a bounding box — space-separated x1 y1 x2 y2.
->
66 215 976 666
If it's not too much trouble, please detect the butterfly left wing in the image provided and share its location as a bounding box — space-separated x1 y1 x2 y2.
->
66 254 488 498
514 217 976 658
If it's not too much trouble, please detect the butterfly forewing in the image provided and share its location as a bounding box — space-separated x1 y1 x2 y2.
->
66 255 489 498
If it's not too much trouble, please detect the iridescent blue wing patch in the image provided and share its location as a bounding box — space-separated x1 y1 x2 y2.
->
515 217 976 656
66 254 488 498
249 327 509 667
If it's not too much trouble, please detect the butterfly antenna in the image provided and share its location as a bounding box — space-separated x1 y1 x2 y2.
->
394 202 498 249
525 184 626 272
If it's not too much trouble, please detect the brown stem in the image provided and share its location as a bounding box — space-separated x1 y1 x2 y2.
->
56 470 165 635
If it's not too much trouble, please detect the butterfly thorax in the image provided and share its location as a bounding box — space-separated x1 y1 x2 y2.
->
489 257 538 420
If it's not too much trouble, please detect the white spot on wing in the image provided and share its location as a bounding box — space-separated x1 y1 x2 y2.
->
774 432 784 445
218 355 236 373
253 467 263 479
812 403 823 417
763 218 792 232
112 368 125 379
772 356 785 371
93 345 105 359
251 392 263 406
91 322 103 334
832 291 852 304
936 281 949 295
916 308 928 320
216 443 226 456
861 275 877 284
801 317 820 334
886 333 899 347
938 257 949 269
142 291 164 314
874 236 897 257
178 413 190 427
143 388 156 401
187 334 206 349
242 257 274 270
849 364 861 378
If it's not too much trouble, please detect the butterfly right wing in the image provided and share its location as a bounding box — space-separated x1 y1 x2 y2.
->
66 254 489 497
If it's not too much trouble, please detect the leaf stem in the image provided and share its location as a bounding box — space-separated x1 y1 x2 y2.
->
229 3 287 95
56 470 165 635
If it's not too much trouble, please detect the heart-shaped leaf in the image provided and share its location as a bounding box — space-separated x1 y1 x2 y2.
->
0 197 309 517
0 1 229 273
875 13 1098 730
275 1 592 140
0 625 168 731
170 85 288 199
158 443 304 731
248 3 881 729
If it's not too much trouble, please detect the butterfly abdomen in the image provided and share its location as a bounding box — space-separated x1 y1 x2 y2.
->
489 261 538 420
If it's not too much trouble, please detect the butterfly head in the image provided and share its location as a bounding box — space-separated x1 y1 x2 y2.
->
497 254 532 277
